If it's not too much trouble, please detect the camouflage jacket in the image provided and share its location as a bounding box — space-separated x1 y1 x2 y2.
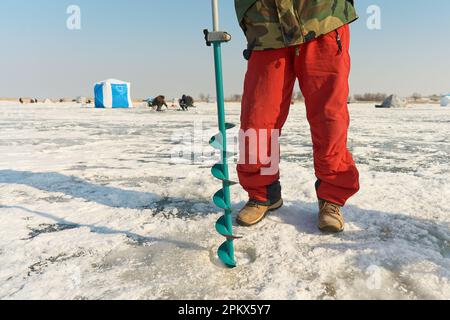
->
235 0 358 50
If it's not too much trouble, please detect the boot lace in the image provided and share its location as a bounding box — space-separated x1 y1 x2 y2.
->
247 201 260 208
322 201 341 216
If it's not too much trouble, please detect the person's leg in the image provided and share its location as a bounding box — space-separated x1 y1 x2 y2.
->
296 25 360 206
237 47 296 204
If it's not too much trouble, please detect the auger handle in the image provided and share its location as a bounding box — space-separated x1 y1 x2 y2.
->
212 0 219 32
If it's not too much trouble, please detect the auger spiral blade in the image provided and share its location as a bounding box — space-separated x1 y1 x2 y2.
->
225 123 236 130
209 134 222 150
213 189 230 210
209 123 236 150
218 242 236 268
211 164 237 186
216 216 242 240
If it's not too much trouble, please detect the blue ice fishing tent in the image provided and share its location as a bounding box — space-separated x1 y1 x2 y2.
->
441 94 450 107
94 79 133 108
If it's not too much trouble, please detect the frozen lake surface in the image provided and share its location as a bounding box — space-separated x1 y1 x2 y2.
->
0 102 449 299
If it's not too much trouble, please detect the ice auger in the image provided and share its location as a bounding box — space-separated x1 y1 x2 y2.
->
204 0 241 268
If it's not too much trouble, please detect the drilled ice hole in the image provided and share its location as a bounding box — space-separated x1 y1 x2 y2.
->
209 246 257 268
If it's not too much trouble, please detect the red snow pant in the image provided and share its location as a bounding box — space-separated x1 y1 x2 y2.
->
237 25 360 206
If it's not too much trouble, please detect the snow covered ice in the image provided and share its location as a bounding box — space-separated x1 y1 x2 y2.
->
0 102 449 299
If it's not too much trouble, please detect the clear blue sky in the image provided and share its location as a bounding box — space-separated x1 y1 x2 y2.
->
0 0 449 99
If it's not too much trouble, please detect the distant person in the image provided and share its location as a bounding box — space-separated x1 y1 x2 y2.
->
179 95 195 111
235 0 360 233
151 95 168 112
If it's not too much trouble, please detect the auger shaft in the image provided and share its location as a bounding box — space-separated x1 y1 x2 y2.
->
213 42 235 263
206 0 236 268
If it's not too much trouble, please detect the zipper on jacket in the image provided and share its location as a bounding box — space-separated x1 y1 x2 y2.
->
335 30 343 53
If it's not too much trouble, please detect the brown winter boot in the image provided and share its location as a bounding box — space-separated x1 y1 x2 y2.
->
236 199 283 227
318 200 345 233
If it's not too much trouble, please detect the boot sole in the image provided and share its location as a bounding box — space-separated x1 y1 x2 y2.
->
236 199 284 227
318 225 345 233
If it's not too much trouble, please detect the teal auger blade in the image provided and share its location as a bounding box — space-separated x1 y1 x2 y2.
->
209 134 222 150
216 216 242 239
218 242 236 268
209 123 235 150
211 164 238 185
213 189 230 210
225 123 236 130
211 163 226 179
